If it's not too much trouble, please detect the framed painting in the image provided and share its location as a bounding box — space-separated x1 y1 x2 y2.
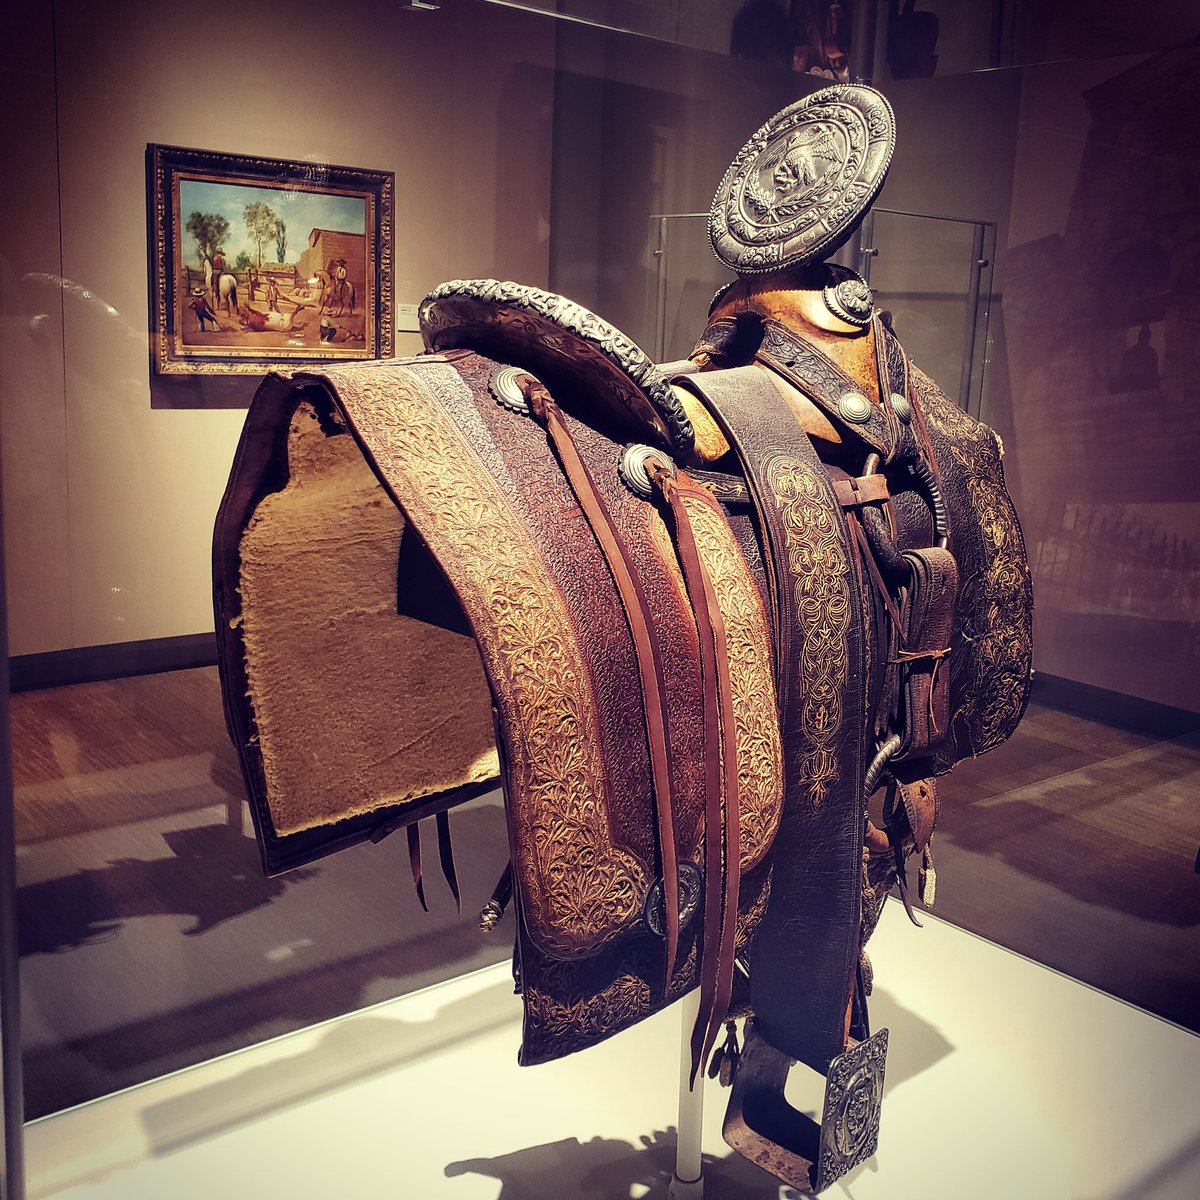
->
148 144 394 375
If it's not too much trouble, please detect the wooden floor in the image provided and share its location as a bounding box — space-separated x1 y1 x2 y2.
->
933 702 1200 1033
10 667 1200 1119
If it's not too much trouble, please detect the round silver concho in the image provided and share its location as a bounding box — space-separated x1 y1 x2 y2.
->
489 365 533 414
643 861 703 938
890 391 913 423
708 84 896 276
620 443 674 500
837 390 873 424
823 266 874 328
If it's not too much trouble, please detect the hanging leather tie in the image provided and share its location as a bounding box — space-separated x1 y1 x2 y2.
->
407 822 427 913
648 460 742 1088
891 646 950 735
436 810 461 913
480 861 514 932
708 1019 742 1087
521 375 684 991
894 546 958 759
882 780 925 928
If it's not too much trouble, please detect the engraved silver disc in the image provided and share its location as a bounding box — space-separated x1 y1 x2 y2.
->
643 861 703 937
489 365 533 414
823 266 874 328
709 85 896 275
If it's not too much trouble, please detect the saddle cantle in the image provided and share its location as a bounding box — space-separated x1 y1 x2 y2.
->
213 85 1033 1193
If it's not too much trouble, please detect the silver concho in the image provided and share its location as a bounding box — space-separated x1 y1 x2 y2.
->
837 391 873 425
890 391 913 423
823 266 874 328
489 365 533 414
709 85 896 275
620 443 674 501
643 861 703 937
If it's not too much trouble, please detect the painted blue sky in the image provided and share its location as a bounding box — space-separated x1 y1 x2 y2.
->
179 178 365 265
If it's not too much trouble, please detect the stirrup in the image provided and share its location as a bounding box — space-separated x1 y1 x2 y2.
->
723 1020 888 1194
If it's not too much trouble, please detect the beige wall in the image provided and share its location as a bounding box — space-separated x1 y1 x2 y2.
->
549 26 817 347
2 0 555 656
1 7 72 658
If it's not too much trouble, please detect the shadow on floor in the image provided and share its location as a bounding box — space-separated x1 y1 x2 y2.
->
20 799 515 1119
19 822 319 954
446 1128 801 1200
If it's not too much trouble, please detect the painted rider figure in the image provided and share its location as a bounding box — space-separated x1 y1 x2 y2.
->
210 248 227 298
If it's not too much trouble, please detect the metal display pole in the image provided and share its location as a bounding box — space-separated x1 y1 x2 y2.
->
0 492 25 1199
669 988 704 1198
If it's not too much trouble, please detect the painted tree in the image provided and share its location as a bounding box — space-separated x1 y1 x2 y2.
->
244 201 279 268
275 219 288 264
185 211 231 269
235 251 254 271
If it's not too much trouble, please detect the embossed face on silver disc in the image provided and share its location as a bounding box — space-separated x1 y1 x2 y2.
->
708 85 896 275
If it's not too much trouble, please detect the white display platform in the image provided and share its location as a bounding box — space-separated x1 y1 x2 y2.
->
25 902 1200 1199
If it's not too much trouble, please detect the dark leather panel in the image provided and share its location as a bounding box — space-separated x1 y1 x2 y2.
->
326 355 667 963
213 298 1031 1082
674 366 868 1073
261 351 782 1066
756 319 901 463
447 353 664 874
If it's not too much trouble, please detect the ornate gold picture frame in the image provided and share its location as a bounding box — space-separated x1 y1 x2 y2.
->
148 144 394 376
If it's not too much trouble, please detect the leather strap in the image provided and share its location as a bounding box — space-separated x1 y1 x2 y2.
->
407 822 427 913
877 320 942 484
436 810 461 913
896 777 937 852
673 365 867 1072
523 378 683 987
648 465 742 1085
832 473 890 508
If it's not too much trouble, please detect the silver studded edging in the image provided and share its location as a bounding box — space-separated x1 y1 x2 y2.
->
420 279 694 453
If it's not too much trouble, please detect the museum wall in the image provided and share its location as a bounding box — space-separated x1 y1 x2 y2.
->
0 8 71 660
876 52 1199 711
1 0 555 657
548 23 810 343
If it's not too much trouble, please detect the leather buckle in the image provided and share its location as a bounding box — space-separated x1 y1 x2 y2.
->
723 1021 889 1194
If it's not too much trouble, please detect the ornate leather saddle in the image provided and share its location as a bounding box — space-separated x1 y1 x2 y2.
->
213 86 1032 1192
